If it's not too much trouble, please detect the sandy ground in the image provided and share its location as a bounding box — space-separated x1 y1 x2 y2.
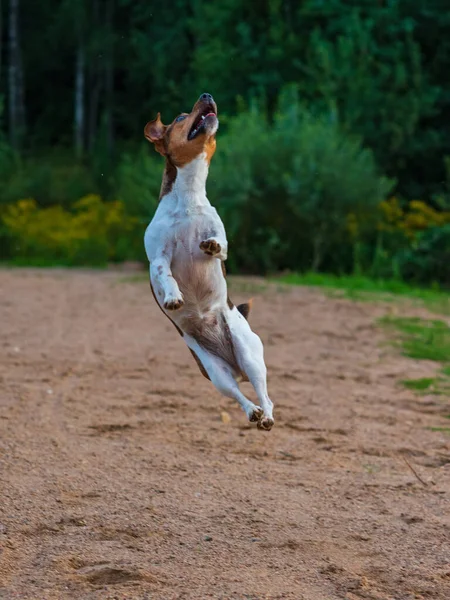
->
0 268 449 600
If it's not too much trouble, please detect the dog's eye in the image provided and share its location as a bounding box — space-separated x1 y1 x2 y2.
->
175 115 186 122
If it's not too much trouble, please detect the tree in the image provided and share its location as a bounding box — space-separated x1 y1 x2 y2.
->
74 10 85 158
8 0 25 149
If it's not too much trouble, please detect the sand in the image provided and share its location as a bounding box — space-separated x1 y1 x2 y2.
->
0 268 449 599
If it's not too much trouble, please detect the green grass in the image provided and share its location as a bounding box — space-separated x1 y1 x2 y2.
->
401 377 435 391
381 315 450 397
278 273 450 414
427 427 450 434
401 372 450 396
379 316 450 362
277 273 450 315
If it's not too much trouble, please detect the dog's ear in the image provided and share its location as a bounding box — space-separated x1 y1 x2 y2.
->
144 113 167 155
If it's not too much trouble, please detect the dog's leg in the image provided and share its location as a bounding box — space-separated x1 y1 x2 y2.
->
184 335 263 422
150 257 183 311
231 317 274 431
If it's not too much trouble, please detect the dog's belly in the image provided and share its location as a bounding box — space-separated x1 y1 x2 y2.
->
171 251 227 314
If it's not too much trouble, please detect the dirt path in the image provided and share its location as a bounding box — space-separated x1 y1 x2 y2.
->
0 269 449 600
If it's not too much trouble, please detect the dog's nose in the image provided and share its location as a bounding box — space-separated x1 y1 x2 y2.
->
200 92 213 102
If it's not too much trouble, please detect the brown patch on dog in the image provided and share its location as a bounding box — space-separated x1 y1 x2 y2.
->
149 280 183 337
144 95 218 197
199 239 221 256
188 349 210 381
167 114 216 168
204 137 217 165
149 279 211 380
220 262 234 310
237 299 253 320
183 310 244 380
144 113 167 156
159 160 177 200
220 313 242 377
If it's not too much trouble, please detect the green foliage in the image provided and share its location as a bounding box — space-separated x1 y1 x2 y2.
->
4 0 450 201
298 6 437 198
397 225 450 287
116 147 162 222
0 156 98 208
2 1 450 284
209 90 392 273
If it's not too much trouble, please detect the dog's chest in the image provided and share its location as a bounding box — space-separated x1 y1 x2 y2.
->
146 200 217 259
173 208 213 253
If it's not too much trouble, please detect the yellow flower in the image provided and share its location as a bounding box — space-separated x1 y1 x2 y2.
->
1 195 139 262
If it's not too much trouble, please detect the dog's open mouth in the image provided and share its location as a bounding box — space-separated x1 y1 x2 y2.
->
188 105 218 141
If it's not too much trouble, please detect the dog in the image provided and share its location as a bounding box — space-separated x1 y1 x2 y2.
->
143 93 274 431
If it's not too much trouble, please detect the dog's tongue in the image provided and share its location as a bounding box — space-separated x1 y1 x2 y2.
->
205 112 216 118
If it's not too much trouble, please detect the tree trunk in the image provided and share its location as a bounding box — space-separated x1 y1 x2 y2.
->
8 0 18 147
16 29 25 133
104 0 114 159
88 74 101 152
74 31 85 158
87 0 100 153
311 229 324 272
0 0 3 86
8 0 25 149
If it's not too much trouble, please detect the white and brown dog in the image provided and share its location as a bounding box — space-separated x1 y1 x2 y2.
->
144 93 274 430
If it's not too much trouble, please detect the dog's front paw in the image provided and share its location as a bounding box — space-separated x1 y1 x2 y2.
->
200 238 221 256
164 296 184 311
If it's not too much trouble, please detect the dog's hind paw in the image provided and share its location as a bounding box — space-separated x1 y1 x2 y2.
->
257 417 274 432
200 238 221 256
248 406 264 422
164 297 184 311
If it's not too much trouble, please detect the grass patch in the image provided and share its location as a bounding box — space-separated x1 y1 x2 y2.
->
401 372 450 396
379 316 450 362
427 427 450 433
401 377 435 391
383 316 450 396
277 273 450 314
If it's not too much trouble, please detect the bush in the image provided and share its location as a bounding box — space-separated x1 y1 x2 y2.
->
1 195 141 265
117 146 162 222
0 154 99 209
396 224 450 287
208 89 393 273
370 197 450 284
2 87 448 288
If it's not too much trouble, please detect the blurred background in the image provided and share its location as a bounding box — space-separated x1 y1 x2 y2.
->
0 0 449 286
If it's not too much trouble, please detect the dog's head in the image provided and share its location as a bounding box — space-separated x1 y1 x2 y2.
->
144 93 218 166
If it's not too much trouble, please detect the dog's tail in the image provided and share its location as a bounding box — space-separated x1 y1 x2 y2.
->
237 298 253 320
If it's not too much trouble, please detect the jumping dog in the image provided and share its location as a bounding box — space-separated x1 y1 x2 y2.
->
144 93 274 430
